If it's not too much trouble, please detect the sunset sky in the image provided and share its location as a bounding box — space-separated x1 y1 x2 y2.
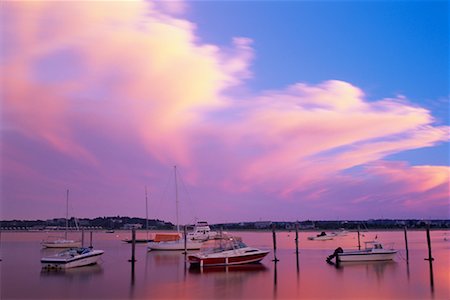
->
1 1 449 223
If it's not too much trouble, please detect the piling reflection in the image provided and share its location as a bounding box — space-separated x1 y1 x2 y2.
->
428 260 435 295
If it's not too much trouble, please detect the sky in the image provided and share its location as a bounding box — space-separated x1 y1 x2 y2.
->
1 1 449 223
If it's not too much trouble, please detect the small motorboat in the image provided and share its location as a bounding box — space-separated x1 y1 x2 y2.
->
327 241 397 263
41 247 104 270
188 236 269 267
307 231 334 241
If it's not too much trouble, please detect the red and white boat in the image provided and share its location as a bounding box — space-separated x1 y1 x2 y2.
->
188 237 269 267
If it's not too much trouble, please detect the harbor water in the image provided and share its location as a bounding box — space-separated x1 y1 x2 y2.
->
1 230 449 299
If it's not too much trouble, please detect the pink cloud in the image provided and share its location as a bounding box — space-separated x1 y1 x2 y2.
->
1 1 448 220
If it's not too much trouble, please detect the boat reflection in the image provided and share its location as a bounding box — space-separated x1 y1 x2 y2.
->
330 260 398 281
188 263 268 274
40 264 103 279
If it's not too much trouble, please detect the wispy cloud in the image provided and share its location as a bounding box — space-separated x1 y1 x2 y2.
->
1 1 448 220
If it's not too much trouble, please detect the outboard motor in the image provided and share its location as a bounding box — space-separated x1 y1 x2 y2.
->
326 247 343 263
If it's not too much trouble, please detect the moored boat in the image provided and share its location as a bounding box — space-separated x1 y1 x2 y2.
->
186 221 219 241
148 238 203 251
42 238 82 248
41 247 104 270
307 231 334 241
42 189 82 248
327 241 397 263
188 237 269 267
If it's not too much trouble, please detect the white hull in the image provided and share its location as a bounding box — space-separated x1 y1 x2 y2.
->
148 239 203 251
337 251 397 262
42 240 82 248
41 249 104 269
308 236 333 241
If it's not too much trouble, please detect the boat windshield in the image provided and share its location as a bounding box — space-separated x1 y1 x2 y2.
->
200 237 247 253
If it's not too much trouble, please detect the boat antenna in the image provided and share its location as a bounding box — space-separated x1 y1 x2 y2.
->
65 189 69 240
145 185 149 241
174 165 179 233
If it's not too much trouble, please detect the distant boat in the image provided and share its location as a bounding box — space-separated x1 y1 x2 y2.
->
331 228 349 236
327 241 397 263
41 247 104 269
186 221 219 241
42 190 81 248
307 231 334 241
188 236 269 267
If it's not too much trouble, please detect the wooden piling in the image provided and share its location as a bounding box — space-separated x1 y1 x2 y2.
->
272 224 279 262
425 225 434 261
89 231 93 248
129 228 136 262
183 225 187 254
295 222 299 255
404 226 409 262
357 225 361 250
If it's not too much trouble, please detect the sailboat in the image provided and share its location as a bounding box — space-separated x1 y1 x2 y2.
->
148 166 203 251
123 186 153 243
42 189 82 248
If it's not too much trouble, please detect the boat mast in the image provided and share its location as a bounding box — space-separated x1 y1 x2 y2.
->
174 165 179 233
65 189 69 240
145 185 149 241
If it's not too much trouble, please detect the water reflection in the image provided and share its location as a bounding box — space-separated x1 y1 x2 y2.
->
428 260 435 295
188 263 267 274
332 260 398 282
3 231 449 299
40 264 103 279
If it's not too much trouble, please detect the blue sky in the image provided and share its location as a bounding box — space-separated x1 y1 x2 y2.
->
188 0 449 165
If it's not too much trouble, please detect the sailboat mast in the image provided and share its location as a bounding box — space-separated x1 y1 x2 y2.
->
65 189 69 240
145 185 149 240
174 165 179 233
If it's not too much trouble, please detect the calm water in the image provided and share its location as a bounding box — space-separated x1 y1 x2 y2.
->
1 230 449 299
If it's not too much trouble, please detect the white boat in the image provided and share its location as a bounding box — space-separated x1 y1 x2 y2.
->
307 231 334 241
42 238 82 248
188 236 270 267
327 241 397 263
331 228 349 236
41 247 104 269
148 166 205 251
42 189 81 248
148 238 203 251
186 221 219 241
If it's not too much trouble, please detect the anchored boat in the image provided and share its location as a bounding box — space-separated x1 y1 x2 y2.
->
41 247 104 270
188 236 269 267
307 231 334 241
327 241 397 263
42 190 81 248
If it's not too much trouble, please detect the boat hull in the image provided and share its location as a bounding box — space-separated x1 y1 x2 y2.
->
41 250 104 269
42 240 82 248
337 251 397 262
308 236 333 241
189 250 270 267
148 240 203 251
